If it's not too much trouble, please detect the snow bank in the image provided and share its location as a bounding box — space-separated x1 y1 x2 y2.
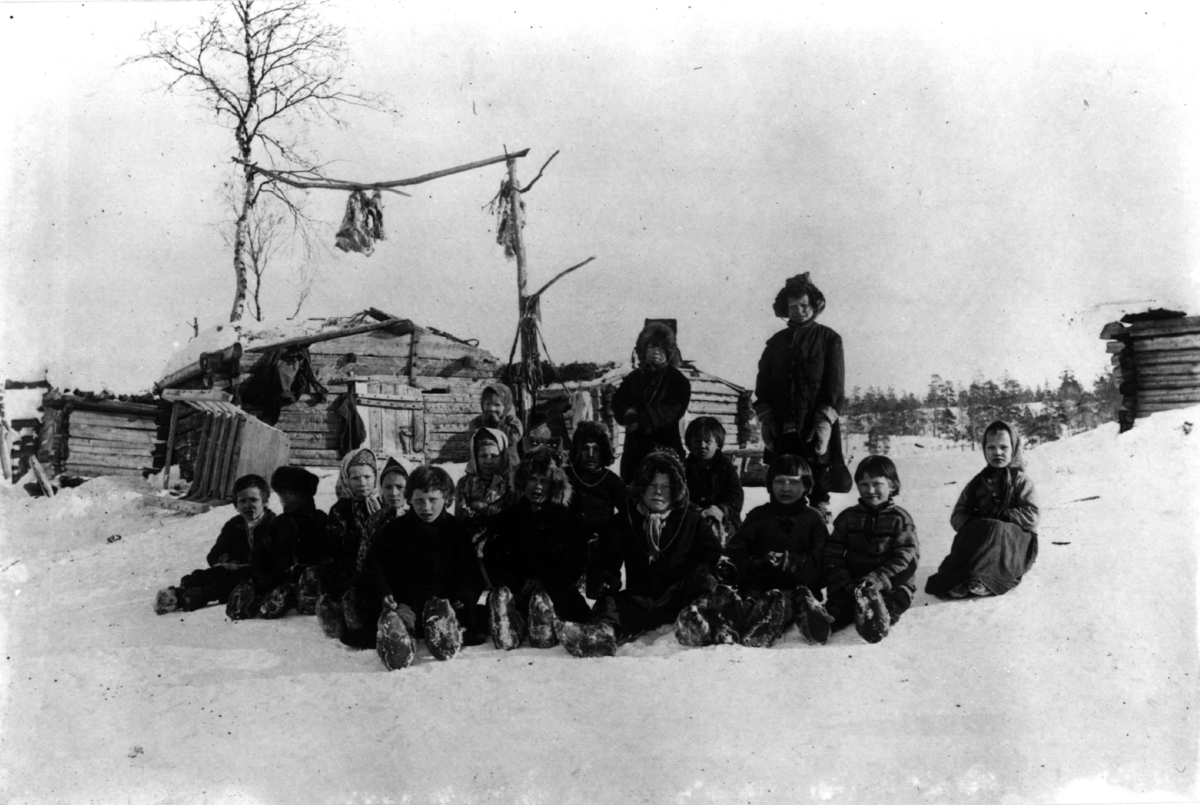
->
0 411 1196 803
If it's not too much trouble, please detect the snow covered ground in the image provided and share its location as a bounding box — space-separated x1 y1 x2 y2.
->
0 411 1197 804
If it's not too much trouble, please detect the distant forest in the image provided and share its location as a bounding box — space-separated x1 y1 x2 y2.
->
843 370 1122 453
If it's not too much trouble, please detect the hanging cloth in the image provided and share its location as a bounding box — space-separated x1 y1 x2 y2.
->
335 189 385 255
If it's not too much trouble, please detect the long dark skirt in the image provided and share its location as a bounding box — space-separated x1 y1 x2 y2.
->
925 518 1038 597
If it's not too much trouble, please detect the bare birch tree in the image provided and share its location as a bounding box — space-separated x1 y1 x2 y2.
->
128 0 392 322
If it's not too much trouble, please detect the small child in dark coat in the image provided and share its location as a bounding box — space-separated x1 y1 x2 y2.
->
726 455 829 646
226 466 327 621
484 448 591 651
154 474 276 614
683 416 745 546
338 465 485 670
823 456 919 644
565 421 627 559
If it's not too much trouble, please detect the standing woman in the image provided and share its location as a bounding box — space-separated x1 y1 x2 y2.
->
612 321 692 482
753 273 847 517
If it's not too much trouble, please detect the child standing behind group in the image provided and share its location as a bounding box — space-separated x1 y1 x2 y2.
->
469 382 524 468
824 456 919 644
926 420 1039 599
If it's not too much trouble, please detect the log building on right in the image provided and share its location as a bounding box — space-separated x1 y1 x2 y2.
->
1102 309 1199 431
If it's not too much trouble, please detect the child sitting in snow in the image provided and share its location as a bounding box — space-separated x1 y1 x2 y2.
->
725 455 830 647
483 448 591 651
356 457 408 571
455 427 519 552
683 416 745 546
226 466 328 621
564 421 626 561
338 465 484 670
298 448 380 614
469 381 524 467
154 474 276 615
823 456 919 644
925 420 1039 600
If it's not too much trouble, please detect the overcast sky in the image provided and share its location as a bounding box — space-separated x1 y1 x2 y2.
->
2 2 1197 397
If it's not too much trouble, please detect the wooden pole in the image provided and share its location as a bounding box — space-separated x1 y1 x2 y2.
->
508 156 539 427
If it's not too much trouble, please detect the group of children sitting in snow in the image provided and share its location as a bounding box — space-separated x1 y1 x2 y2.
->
155 374 1040 672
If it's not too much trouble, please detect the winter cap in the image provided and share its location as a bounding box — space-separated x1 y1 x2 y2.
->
270 465 320 497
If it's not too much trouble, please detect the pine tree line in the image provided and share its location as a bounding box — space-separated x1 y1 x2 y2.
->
845 370 1122 454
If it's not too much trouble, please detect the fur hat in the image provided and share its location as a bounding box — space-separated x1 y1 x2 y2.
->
270 465 320 497
569 420 615 469
516 447 573 507
634 321 681 368
379 457 409 484
772 272 827 319
629 450 689 510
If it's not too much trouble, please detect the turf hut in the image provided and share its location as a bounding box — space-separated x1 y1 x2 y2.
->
156 310 500 466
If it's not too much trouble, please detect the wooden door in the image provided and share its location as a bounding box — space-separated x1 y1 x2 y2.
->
352 380 425 460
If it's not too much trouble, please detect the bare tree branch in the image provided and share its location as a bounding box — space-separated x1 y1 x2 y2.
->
520 150 560 194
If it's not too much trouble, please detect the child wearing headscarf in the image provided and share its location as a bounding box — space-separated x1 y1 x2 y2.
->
296 447 379 615
468 382 524 467
926 420 1040 600
455 428 519 541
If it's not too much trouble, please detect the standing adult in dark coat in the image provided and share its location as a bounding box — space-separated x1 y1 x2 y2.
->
753 272 847 511
612 321 692 482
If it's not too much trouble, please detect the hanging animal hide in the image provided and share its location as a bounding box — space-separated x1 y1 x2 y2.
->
335 189 386 255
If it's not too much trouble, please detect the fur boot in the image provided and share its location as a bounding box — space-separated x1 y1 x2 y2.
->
555 620 617 658
708 585 744 645
177 587 212 613
296 566 321 616
674 597 712 647
226 578 259 621
258 584 295 619
741 589 793 649
154 587 180 615
423 597 464 661
377 608 416 671
853 581 890 644
794 586 833 645
527 589 560 649
341 587 365 632
316 594 345 639
488 586 526 650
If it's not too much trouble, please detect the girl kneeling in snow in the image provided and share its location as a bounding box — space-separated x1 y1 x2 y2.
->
341 465 485 670
925 420 1039 600
823 456 920 644
723 455 830 648
561 451 724 656
483 448 591 651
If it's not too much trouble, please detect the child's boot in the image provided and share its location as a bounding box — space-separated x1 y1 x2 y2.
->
853 581 890 644
884 587 913 625
341 587 365 632
226 578 259 621
708 585 743 645
555 619 617 658
741 589 793 648
423 597 464 661
296 567 321 616
258 584 295 619
154 587 180 615
967 579 994 597
316 594 345 639
376 608 416 670
488 586 526 650
527 589 560 649
674 596 712 647
794 586 833 645
177 587 213 612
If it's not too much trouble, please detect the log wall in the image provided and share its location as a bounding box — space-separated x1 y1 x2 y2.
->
1101 312 1200 429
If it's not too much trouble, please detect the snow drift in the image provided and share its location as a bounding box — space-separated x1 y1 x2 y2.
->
0 411 1197 804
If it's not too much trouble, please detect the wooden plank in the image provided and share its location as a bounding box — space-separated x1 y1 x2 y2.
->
1134 349 1200 366
162 402 180 489
1135 389 1200 403
68 443 156 459
245 318 416 353
410 376 491 391
65 453 152 470
162 389 233 403
1099 321 1129 339
421 401 481 415
1127 316 1200 338
306 330 414 356
1131 333 1200 352
141 495 212 515
356 395 423 410
1136 401 1200 414
1135 363 1200 377
65 463 146 477
70 411 158 431
1106 341 1128 354
67 425 159 444
67 399 160 416
1131 378 1200 391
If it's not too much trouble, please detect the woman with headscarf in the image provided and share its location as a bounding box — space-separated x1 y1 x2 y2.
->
468 381 524 467
925 420 1040 599
612 322 692 482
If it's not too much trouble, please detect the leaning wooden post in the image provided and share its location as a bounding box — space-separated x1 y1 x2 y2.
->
507 156 540 428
